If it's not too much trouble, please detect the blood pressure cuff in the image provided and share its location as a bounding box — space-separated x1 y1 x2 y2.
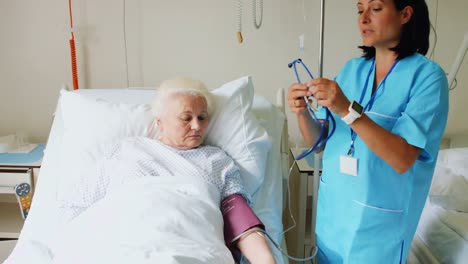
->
221 194 265 245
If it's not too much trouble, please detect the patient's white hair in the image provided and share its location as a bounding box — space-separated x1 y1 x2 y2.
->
151 77 215 118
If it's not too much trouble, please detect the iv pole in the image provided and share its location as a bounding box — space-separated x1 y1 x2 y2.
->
311 0 325 261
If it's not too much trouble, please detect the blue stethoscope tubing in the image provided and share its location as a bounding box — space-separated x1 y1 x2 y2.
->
288 58 336 160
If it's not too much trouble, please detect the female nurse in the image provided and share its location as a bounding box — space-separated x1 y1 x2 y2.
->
287 0 449 263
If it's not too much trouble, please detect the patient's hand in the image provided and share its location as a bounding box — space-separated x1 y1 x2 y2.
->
237 231 276 264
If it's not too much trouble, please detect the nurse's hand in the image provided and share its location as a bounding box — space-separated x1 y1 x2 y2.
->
308 78 350 117
287 82 312 115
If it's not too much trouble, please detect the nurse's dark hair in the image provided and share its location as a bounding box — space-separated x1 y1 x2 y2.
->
359 0 430 60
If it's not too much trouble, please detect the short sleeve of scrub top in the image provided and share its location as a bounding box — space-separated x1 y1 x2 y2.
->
389 57 449 162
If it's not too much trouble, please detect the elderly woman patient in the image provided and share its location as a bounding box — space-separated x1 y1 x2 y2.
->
151 77 275 263
51 78 276 264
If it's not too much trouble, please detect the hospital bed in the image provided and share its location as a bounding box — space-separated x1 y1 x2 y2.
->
407 147 468 264
3 76 290 263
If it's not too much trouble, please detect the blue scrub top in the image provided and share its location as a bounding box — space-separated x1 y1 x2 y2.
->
315 53 449 263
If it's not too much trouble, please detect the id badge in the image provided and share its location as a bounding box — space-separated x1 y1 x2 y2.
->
340 155 358 176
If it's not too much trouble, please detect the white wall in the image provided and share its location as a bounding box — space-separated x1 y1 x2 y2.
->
450 132 468 148
429 0 468 139
0 0 467 145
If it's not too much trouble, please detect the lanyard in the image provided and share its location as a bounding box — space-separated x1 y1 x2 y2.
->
347 59 399 156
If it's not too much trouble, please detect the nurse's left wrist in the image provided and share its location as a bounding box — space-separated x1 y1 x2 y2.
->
337 101 351 117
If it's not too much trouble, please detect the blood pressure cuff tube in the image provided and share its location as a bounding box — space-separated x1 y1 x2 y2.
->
221 194 265 245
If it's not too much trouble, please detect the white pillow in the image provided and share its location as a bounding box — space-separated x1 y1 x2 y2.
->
56 76 271 211
429 165 468 212
207 76 272 195
437 148 468 176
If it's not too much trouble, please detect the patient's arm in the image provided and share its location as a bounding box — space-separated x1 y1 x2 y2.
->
237 229 276 264
221 194 276 263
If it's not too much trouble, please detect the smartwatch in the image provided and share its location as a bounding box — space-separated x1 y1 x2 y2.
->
341 100 363 125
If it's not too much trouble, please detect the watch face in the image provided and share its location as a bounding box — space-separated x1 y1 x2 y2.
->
351 101 363 114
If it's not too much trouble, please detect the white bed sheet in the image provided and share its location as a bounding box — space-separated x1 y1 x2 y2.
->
407 147 468 264
407 235 440 264
408 199 468 264
5 89 287 264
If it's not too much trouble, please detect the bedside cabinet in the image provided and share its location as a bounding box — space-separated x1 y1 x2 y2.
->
0 144 44 194
0 144 44 238
0 169 34 196
283 148 321 264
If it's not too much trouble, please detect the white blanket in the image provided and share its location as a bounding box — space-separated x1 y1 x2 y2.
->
50 140 235 264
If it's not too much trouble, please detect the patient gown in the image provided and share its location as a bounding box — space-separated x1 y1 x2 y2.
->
102 137 251 201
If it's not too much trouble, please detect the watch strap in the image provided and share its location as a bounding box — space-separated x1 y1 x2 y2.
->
342 101 363 125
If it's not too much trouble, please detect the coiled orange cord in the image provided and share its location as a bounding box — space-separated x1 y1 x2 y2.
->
69 0 79 90
69 39 78 90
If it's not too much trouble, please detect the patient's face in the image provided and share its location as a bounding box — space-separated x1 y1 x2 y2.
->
157 94 209 150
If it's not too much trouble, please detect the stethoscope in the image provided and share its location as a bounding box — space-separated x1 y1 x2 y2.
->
288 58 336 160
